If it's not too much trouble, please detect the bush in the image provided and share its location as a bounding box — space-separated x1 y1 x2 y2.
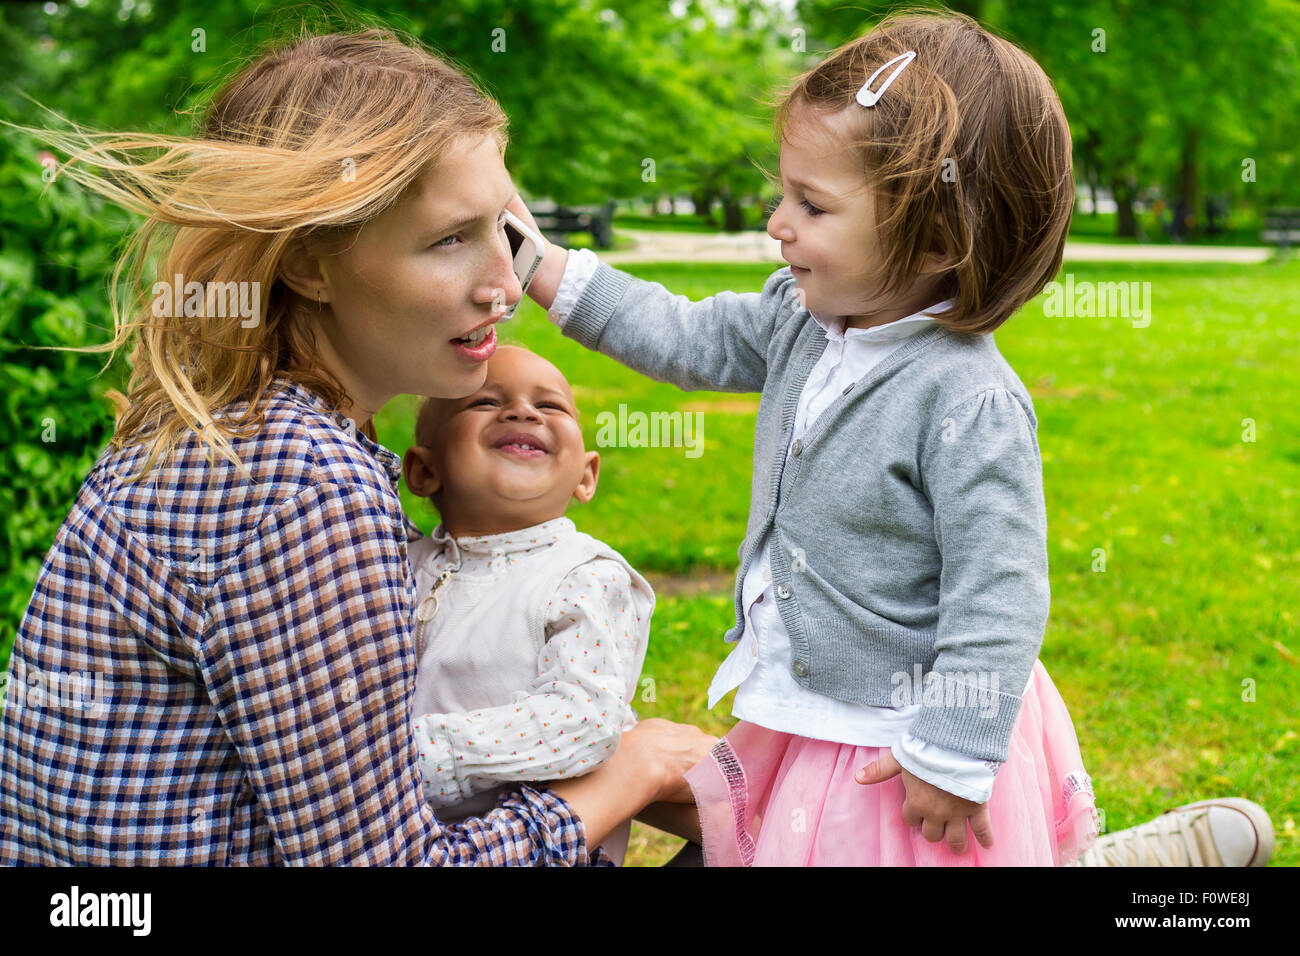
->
0 122 132 674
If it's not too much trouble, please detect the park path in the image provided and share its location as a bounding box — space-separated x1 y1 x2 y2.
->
602 229 1274 264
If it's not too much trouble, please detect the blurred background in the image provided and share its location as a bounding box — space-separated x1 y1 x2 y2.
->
2 0 1297 865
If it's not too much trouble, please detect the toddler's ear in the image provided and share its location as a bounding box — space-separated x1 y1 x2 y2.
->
920 227 958 276
403 446 442 499
571 450 600 504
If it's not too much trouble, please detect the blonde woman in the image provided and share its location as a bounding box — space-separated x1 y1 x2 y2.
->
0 28 712 866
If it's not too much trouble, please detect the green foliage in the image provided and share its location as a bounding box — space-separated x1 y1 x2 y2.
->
0 121 131 673
14 0 794 212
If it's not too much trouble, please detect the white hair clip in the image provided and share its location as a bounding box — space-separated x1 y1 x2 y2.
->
855 50 917 108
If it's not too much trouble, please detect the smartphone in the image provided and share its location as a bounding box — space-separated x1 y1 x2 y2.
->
502 209 546 321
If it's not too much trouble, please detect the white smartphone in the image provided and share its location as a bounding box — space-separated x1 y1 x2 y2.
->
502 208 546 321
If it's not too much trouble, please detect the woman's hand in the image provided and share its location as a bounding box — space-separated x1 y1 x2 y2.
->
624 718 719 804
856 751 995 855
547 718 717 849
506 194 568 311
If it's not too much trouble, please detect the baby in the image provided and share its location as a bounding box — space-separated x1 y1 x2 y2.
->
402 345 653 863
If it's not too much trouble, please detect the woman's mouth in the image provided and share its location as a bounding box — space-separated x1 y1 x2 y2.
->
451 324 497 362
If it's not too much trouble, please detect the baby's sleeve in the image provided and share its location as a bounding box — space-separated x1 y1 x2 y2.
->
412 558 649 808
553 250 802 394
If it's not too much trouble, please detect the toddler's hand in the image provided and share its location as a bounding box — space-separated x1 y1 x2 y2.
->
855 751 994 855
505 194 567 311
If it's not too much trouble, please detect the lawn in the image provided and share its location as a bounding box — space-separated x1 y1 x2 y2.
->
377 258 1300 867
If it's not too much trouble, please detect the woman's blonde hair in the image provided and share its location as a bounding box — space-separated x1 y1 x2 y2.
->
772 9 1074 334
30 25 507 480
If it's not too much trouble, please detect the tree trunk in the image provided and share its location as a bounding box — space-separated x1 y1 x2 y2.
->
692 189 713 219
1177 128 1201 238
1112 176 1137 238
722 198 744 232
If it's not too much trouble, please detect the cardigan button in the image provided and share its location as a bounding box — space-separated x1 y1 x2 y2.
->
776 584 792 600
841 383 854 395
791 439 804 457
792 660 808 677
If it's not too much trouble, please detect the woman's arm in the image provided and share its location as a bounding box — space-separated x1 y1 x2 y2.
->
550 719 713 848
201 479 687 864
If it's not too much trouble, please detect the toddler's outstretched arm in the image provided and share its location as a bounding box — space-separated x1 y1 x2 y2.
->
550 254 796 395
513 200 799 394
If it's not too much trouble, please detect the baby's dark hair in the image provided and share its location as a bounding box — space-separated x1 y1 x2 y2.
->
772 8 1073 333
413 395 453 510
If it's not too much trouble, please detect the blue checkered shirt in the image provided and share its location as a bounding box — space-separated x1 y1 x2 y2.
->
0 378 609 865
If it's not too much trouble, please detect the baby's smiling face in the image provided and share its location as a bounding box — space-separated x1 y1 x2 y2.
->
404 346 598 537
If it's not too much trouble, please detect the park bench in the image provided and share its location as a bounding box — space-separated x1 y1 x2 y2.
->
527 200 616 249
1261 207 1300 255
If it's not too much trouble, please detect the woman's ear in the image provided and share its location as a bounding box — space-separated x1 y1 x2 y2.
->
403 446 443 499
279 238 331 304
571 450 600 504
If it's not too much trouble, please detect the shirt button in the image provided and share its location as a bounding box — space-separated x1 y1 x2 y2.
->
791 439 803 457
776 584 792 600
762 566 772 583
792 660 808 677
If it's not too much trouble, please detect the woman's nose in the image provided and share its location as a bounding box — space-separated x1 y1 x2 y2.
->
475 224 524 315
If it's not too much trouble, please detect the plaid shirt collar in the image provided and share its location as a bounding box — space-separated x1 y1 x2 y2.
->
270 378 423 542
269 378 403 492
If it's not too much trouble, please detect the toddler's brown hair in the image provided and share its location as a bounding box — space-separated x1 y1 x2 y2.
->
774 9 1073 333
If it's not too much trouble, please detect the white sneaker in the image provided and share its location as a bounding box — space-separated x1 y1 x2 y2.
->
1077 798 1274 867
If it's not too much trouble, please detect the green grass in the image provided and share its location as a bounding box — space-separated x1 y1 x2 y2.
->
1067 209 1270 247
376 258 1300 867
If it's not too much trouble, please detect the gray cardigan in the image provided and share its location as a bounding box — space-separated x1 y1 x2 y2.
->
561 264 1050 762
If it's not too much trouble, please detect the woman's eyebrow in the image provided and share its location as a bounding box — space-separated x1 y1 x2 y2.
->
417 189 515 242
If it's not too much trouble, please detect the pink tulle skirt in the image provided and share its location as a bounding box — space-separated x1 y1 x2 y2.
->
685 660 1098 866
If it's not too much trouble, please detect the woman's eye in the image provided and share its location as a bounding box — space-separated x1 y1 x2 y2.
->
432 215 507 249
800 199 825 217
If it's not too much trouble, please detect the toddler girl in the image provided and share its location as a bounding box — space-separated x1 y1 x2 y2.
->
519 10 1098 865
